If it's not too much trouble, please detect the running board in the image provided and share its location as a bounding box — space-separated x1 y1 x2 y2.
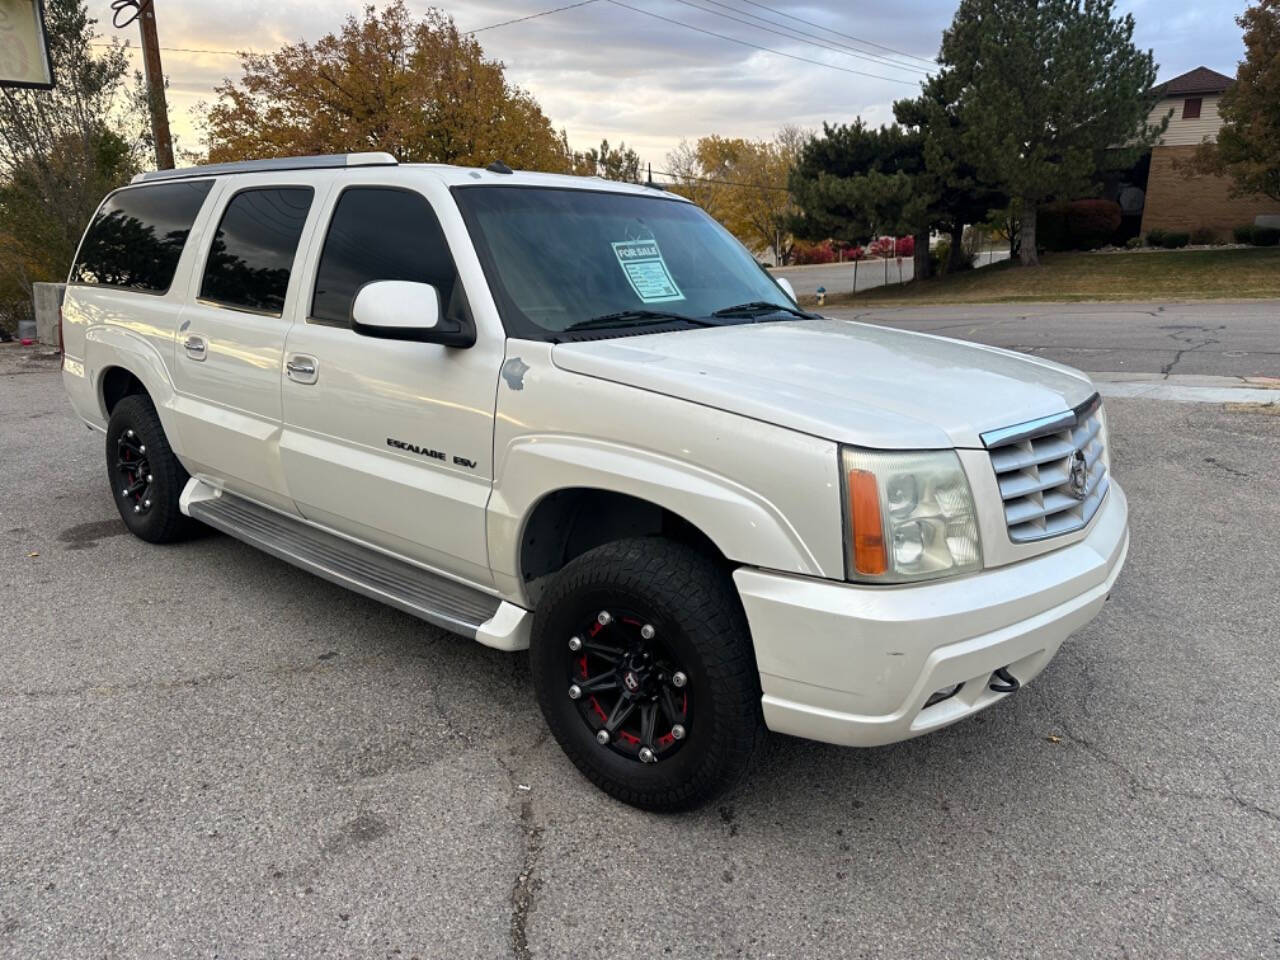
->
181 480 526 648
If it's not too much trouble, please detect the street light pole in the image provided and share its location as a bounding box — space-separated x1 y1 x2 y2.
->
136 1 174 169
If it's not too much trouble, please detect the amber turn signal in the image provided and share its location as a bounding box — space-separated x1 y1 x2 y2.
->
848 468 887 575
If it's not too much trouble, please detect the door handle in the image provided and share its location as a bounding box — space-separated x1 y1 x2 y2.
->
183 335 207 360
286 355 319 384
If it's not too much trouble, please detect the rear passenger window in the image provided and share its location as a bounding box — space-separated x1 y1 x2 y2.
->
311 187 462 327
199 187 313 316
72 180 214 293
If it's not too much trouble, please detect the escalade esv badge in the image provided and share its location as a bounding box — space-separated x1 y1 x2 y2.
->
1069 450 1089 500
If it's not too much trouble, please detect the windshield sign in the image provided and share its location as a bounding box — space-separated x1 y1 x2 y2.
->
453 186 799 340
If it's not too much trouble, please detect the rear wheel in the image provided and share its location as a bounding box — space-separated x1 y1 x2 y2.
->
531 538 762 811
105 394 199 543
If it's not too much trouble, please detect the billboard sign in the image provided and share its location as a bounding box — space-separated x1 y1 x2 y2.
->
0 0 54 89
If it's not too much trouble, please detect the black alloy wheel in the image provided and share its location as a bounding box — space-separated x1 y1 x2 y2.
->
531 538 762 811
105 393 200 543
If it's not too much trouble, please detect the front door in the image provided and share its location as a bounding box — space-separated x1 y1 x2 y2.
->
279 182 502 587
169 181 318 513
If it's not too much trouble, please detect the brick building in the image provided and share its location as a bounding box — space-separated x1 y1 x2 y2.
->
1139 66 1280 239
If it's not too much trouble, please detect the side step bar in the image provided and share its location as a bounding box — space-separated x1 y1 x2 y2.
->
180 480 529 650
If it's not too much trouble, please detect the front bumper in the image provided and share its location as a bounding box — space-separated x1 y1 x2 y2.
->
734 481 1129 747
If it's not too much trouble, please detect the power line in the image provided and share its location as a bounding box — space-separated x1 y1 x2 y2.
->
695 0 930 73
93 41 245 56
466 0 602 33
604 0 918 85
731 0 936 66
666 0 928 75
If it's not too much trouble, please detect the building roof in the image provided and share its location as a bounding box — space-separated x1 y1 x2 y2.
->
1157 66 1234 97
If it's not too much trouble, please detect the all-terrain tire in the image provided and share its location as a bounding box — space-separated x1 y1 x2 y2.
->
531 538 763 812
105 394 200 543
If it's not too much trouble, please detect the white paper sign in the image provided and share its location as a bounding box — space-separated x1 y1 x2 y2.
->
612 239 684 304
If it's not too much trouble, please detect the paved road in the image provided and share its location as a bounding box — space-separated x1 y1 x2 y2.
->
2 345 1279 958
772 250 1010 297
824 300 1280 378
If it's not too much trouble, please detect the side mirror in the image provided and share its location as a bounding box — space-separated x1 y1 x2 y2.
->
776 277 797 303
351 280 473 346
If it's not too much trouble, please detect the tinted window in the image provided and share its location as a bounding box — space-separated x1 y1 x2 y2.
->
311 188 461 327
199 187 313 315
72 180 214 293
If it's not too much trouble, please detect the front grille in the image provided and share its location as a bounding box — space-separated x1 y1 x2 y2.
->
982 394 1109 543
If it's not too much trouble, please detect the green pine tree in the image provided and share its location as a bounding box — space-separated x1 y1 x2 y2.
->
940 0 1165 265
788 121 933 279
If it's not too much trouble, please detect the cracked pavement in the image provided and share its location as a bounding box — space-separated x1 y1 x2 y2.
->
2 337 1279 959
825 300 1280 378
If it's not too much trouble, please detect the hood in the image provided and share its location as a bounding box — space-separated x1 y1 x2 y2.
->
551 318 1095 449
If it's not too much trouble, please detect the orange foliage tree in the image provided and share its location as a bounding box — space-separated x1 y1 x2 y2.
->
201 2 575 172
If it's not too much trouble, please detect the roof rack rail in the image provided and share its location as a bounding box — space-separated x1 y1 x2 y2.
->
132 152 398 184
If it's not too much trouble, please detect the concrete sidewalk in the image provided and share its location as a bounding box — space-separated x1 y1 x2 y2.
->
1093 372 1280 405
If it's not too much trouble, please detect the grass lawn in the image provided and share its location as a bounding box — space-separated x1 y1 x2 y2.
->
818 247 1280 306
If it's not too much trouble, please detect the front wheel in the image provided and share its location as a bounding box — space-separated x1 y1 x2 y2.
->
530 538 762 811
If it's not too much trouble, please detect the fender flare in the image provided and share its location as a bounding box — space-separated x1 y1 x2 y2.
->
487 435 825 603
85 325 187 454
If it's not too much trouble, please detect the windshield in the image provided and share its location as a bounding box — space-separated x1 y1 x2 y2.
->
453 186 798 340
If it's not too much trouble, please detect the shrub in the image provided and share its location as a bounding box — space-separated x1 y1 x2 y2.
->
1145 228 1167 247
1159 231 1190 249
792 240 835 265
866 235 914 259
1233 224 1255 244
1190 226 1217 245
1069 199 1123 249
1039 199 1123 251
1125 236 1143 249
1251 226 1280 246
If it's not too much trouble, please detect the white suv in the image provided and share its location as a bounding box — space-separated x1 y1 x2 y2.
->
61 153 1129 810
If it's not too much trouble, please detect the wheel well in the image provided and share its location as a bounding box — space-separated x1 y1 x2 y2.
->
101 367 146 416
519 489 729 604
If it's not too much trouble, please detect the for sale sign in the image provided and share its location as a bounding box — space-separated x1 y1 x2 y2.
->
0 0 54 89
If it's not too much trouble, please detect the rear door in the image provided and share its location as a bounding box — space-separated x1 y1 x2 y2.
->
168 179 323 513
279 177 502 587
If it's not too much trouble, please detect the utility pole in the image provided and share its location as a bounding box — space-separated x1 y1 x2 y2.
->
136 1 174 169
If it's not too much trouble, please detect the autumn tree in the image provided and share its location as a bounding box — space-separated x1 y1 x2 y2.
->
1191 0 1280 202
201 2 574 172
571 139 642 181
939 0 1164 265
665 130 801 264
0 0 144 319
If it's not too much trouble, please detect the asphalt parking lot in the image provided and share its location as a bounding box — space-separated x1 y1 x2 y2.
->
2 327 1278 959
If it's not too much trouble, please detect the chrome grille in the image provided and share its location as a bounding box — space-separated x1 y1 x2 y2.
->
982 394 1109 543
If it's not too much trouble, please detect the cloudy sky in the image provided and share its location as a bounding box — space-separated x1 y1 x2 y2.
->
105 0 1247 168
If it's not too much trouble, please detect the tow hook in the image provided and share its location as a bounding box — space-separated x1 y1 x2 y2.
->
989 667 1020 693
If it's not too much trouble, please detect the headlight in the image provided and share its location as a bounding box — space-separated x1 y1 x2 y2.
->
840 447 982 583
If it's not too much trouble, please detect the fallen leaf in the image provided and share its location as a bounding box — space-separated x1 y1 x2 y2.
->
27 551 39 558
1046 734 1063 744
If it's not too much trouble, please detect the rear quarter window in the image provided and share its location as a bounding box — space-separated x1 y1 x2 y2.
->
71 180 215 294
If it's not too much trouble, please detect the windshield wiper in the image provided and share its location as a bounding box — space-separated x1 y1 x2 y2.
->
710 301 819 320
563 309 714 333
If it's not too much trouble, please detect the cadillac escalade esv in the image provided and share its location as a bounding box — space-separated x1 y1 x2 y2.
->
61 153 1129 810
